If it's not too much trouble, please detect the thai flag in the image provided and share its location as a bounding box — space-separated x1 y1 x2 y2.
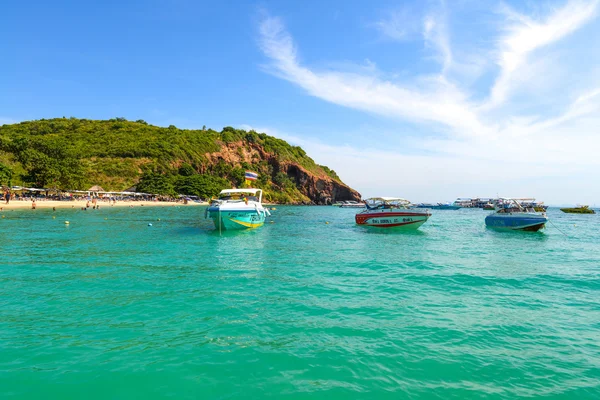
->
244 171 258 181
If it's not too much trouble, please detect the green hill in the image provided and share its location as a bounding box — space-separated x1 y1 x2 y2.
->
0 118 361 204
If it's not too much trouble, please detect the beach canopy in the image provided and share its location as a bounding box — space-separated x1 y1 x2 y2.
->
88 185 105 192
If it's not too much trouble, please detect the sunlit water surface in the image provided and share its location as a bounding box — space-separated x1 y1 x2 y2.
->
1 206 600 399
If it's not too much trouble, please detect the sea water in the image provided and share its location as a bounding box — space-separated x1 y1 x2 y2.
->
1 206 599 399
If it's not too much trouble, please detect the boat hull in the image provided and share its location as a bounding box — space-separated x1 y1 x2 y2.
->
560 208 595 214
207 208 266 230
356 211 431 230
433 205 461 210
485 214 548 231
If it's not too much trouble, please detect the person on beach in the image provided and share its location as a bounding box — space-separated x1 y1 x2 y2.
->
4 189 10 204
31 199 36 209
86 200 90 208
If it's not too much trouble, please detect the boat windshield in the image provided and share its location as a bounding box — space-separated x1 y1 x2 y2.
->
365 198 410 210
218 193 258 202
494 198 529 213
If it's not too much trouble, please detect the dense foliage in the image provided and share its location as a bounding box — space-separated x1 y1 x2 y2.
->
0 118 344 202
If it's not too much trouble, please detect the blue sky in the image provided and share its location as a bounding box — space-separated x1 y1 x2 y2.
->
2 0 600 204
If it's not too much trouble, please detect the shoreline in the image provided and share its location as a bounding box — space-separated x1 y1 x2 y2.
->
0 200 207 210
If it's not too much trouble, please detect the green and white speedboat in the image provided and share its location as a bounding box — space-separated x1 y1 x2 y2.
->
205 188 270 230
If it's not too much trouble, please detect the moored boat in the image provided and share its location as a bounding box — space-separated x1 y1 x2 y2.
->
415 202 461 210
560 205 595 214
485 198 548 231
518 198 548 212
414 202 435 209
205 188 270 230
435 203 461 210
339 200 365 208
453 198 475 208
356 197 431 230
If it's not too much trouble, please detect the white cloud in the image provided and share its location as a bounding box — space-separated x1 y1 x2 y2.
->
258 15 489 138
259 127 600 204
372 6 421 42
423 7 453 74
484 0 599 109
256 2 600 203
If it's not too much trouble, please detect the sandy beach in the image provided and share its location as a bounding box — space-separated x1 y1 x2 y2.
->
0 199 207 211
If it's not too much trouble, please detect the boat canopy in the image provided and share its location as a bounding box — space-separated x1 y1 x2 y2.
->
365 197 410 203
497 197 526 203
494 197 532 212
365 197 412 210
219 189 262 195
218 188 263 203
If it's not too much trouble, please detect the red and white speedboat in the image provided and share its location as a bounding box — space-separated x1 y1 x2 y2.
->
355 197 431 230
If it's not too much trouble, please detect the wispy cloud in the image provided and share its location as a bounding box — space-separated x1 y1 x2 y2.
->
485 0 599 109
258 15 488 138
258 126 597 203
372 1 454 75
423 4 453 75
372 6 422 42
256 1 600 202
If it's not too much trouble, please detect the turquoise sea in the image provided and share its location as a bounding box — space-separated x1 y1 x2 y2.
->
2 206 600 399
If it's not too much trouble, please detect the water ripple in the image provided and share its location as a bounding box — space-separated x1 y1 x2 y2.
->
1 207 600 398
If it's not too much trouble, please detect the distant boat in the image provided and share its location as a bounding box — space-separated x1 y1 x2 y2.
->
435 203 461 210
415 202 461 210
518 198 548 212
205 188 270 230
414 202 435 209
453 198 475 208
485 198 548 232
356 197 431 230
339 201 365 208
483 203 495 210
560 205 595 214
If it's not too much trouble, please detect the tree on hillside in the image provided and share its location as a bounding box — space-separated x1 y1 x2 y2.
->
0 162 13 186
174 174 228 199
136 172 175 196
178 164 195 177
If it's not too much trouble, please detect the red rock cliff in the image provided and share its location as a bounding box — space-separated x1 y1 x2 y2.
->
205 141 361 204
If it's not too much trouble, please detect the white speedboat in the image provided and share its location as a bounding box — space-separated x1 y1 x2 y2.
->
355 197 431 230
339 200 365 208
485 198 548 231
205 189 270 230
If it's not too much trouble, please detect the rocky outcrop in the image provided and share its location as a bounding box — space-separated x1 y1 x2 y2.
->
276 162 361 204
206 141 361 204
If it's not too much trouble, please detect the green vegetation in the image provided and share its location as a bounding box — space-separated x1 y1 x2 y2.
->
0 118 346 202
